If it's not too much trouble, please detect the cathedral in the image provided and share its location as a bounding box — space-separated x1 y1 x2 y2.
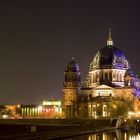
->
62 30 140 119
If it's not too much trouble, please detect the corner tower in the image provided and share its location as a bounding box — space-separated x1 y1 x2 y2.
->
62 58 81 118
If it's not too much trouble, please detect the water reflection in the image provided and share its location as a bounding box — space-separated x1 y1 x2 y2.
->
62 130 140 140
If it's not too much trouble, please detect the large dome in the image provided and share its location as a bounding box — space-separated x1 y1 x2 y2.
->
90 30 130 70
90 46 130 70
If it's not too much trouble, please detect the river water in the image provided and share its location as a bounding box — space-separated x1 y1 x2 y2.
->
62 129 140 140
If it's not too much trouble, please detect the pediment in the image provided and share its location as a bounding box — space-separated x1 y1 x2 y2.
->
94 84 114 90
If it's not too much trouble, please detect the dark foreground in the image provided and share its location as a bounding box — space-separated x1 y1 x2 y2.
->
0 119 115 140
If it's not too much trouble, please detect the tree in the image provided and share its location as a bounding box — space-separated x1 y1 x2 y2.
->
108 100 130 118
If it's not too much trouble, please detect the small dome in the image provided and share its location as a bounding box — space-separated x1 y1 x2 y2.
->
125 69 135 77
90 46 130 70
65 58 80 72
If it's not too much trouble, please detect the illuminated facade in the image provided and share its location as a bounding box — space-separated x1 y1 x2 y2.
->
62 30 140 118
0 105 21 119
21 100 62 118
0 101 62 119
62 58 81 118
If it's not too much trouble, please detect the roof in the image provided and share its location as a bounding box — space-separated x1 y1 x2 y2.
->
94 84 114 90
90 46 129 70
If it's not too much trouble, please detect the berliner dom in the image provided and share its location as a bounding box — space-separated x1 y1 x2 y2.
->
62 30 140 118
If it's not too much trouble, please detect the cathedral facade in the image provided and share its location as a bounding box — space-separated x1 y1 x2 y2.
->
62 30 140 118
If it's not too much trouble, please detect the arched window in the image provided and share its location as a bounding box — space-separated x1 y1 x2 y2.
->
97 73 99 82
112 71 115 81
115 71 117 81
92 74 94 83
95 72 97 82
117 72 119 82
94 74 96 82
90 75 92 83
120 73 122 82
105 72 108 81
101 73 104 81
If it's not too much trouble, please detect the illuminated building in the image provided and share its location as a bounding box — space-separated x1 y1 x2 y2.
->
0 102 62 119
62 29 140 118
0 105 21 119
62 57 81 118
21 100 62 118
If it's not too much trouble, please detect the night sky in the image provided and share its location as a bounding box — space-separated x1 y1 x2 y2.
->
0 1 140 104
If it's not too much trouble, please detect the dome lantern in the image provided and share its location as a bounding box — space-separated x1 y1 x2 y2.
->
107 28 113 46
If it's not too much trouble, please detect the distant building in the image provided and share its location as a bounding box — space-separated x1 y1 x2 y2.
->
62 30 140 118
0 104 20 119
21 100 62 118
0 101 62 119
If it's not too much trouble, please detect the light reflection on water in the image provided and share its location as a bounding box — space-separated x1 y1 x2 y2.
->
62 130 140 140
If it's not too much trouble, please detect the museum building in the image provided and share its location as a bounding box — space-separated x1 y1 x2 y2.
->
62 30 140 118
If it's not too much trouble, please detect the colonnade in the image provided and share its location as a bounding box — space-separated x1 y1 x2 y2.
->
89 70 125 84
21 106 61 118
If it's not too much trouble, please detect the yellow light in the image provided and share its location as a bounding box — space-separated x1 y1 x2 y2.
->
35 108 38 113
113 105 117 109
128 111 131 115
124 132 127 140
42 101 61 106
38 106 42 111
3 114 8 119
55 108 59 112
60 108 62 113
17 105 20 108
